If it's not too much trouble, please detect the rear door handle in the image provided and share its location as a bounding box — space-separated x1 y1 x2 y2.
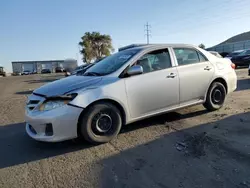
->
166 73 177 78
204 66 212 71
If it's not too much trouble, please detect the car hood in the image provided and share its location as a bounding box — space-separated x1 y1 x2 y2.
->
232 54 250 60
33 75 102 97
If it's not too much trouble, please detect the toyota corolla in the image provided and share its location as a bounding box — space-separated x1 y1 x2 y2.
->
25 44 237 144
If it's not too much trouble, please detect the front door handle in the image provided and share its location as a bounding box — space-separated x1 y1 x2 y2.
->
204 66 212 71
166 73 177 78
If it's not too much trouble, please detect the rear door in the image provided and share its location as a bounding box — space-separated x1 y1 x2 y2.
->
173 47 215 105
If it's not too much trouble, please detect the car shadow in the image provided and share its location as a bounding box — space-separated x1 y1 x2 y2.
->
15 90 33 95
236 78 250 91
94 111 250 188
121 109 209 133
0 109 209 169
24 79 59 84
0 123 90 169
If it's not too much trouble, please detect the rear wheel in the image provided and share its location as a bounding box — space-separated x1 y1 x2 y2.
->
79 102 122 144
203 82 226 111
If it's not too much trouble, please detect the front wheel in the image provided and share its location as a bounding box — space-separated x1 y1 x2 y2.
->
203 82 226 111
79 102 122 144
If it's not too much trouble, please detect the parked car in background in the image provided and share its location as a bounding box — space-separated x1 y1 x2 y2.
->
225 50 245 59
66 63 95 77
12 72 21 76
209 51 223 58
55 67 65 73
25 44 237 144
219 52 229 58
73 63 94 75
65 58 105 77
231 49 250 68
65 64 89 77
41 69 51 74
21 70 31 75
0 66 6 77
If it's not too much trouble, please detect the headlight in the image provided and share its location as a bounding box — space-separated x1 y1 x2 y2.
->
39 93 77 111
39 100 70 111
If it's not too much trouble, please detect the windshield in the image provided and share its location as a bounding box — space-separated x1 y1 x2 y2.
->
84 49 140 76
232 52 241 56
227 51 244 57
239 50 250 55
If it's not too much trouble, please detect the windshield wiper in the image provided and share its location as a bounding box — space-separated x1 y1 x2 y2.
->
83 72 103 76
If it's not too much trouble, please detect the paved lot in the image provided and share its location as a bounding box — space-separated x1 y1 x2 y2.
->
0 70 250 188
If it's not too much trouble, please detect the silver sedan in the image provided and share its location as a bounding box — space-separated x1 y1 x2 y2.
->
25 44 237 143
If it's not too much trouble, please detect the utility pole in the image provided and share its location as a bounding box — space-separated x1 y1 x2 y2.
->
144 22 151 44
77 45 82 65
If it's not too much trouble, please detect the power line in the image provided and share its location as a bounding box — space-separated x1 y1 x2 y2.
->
144 22 151 44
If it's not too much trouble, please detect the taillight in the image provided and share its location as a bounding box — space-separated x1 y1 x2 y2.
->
231 63 236 69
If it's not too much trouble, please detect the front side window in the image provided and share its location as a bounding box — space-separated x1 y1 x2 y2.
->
84 48 141 76
135 49 172 73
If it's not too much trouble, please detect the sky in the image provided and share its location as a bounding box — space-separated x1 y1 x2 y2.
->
1 0 250 72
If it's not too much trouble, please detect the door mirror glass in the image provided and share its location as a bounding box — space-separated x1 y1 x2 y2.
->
127 65 143 76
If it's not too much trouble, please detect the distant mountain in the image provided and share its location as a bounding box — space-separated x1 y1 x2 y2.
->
219 31 250 45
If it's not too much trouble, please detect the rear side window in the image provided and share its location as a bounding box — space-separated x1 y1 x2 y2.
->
174 48 207 65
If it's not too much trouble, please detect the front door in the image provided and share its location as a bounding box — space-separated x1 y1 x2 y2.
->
173 48 215 105
124 48 179 119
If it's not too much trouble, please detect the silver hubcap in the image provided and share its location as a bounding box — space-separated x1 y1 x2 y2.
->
96 114 112 133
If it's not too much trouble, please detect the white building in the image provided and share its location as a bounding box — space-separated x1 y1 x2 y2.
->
12 59 77 73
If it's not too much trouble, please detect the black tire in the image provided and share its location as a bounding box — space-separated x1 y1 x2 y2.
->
79 102 122 144
203 82 226 111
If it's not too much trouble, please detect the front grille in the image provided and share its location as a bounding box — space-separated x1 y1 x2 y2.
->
27 100 40 111
28 106 35 111
29 100 40 104
26 94 45 112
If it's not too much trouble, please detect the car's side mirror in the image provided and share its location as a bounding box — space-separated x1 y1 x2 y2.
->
127 65 143 76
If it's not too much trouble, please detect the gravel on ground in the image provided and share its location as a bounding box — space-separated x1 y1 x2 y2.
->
0 70 249 188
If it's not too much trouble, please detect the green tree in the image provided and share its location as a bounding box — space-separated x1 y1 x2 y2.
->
79 32 113 63
198 43 206 49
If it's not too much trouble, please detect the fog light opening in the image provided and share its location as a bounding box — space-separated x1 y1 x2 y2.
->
29 124 37 135
45 123 53 136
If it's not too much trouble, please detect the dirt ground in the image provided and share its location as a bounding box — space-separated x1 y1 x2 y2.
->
0 70 249 188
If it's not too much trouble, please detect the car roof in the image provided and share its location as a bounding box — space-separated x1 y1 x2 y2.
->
119 44 198 52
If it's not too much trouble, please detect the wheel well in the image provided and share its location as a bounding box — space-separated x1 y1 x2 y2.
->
211 78 228 93
77 99 126 137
